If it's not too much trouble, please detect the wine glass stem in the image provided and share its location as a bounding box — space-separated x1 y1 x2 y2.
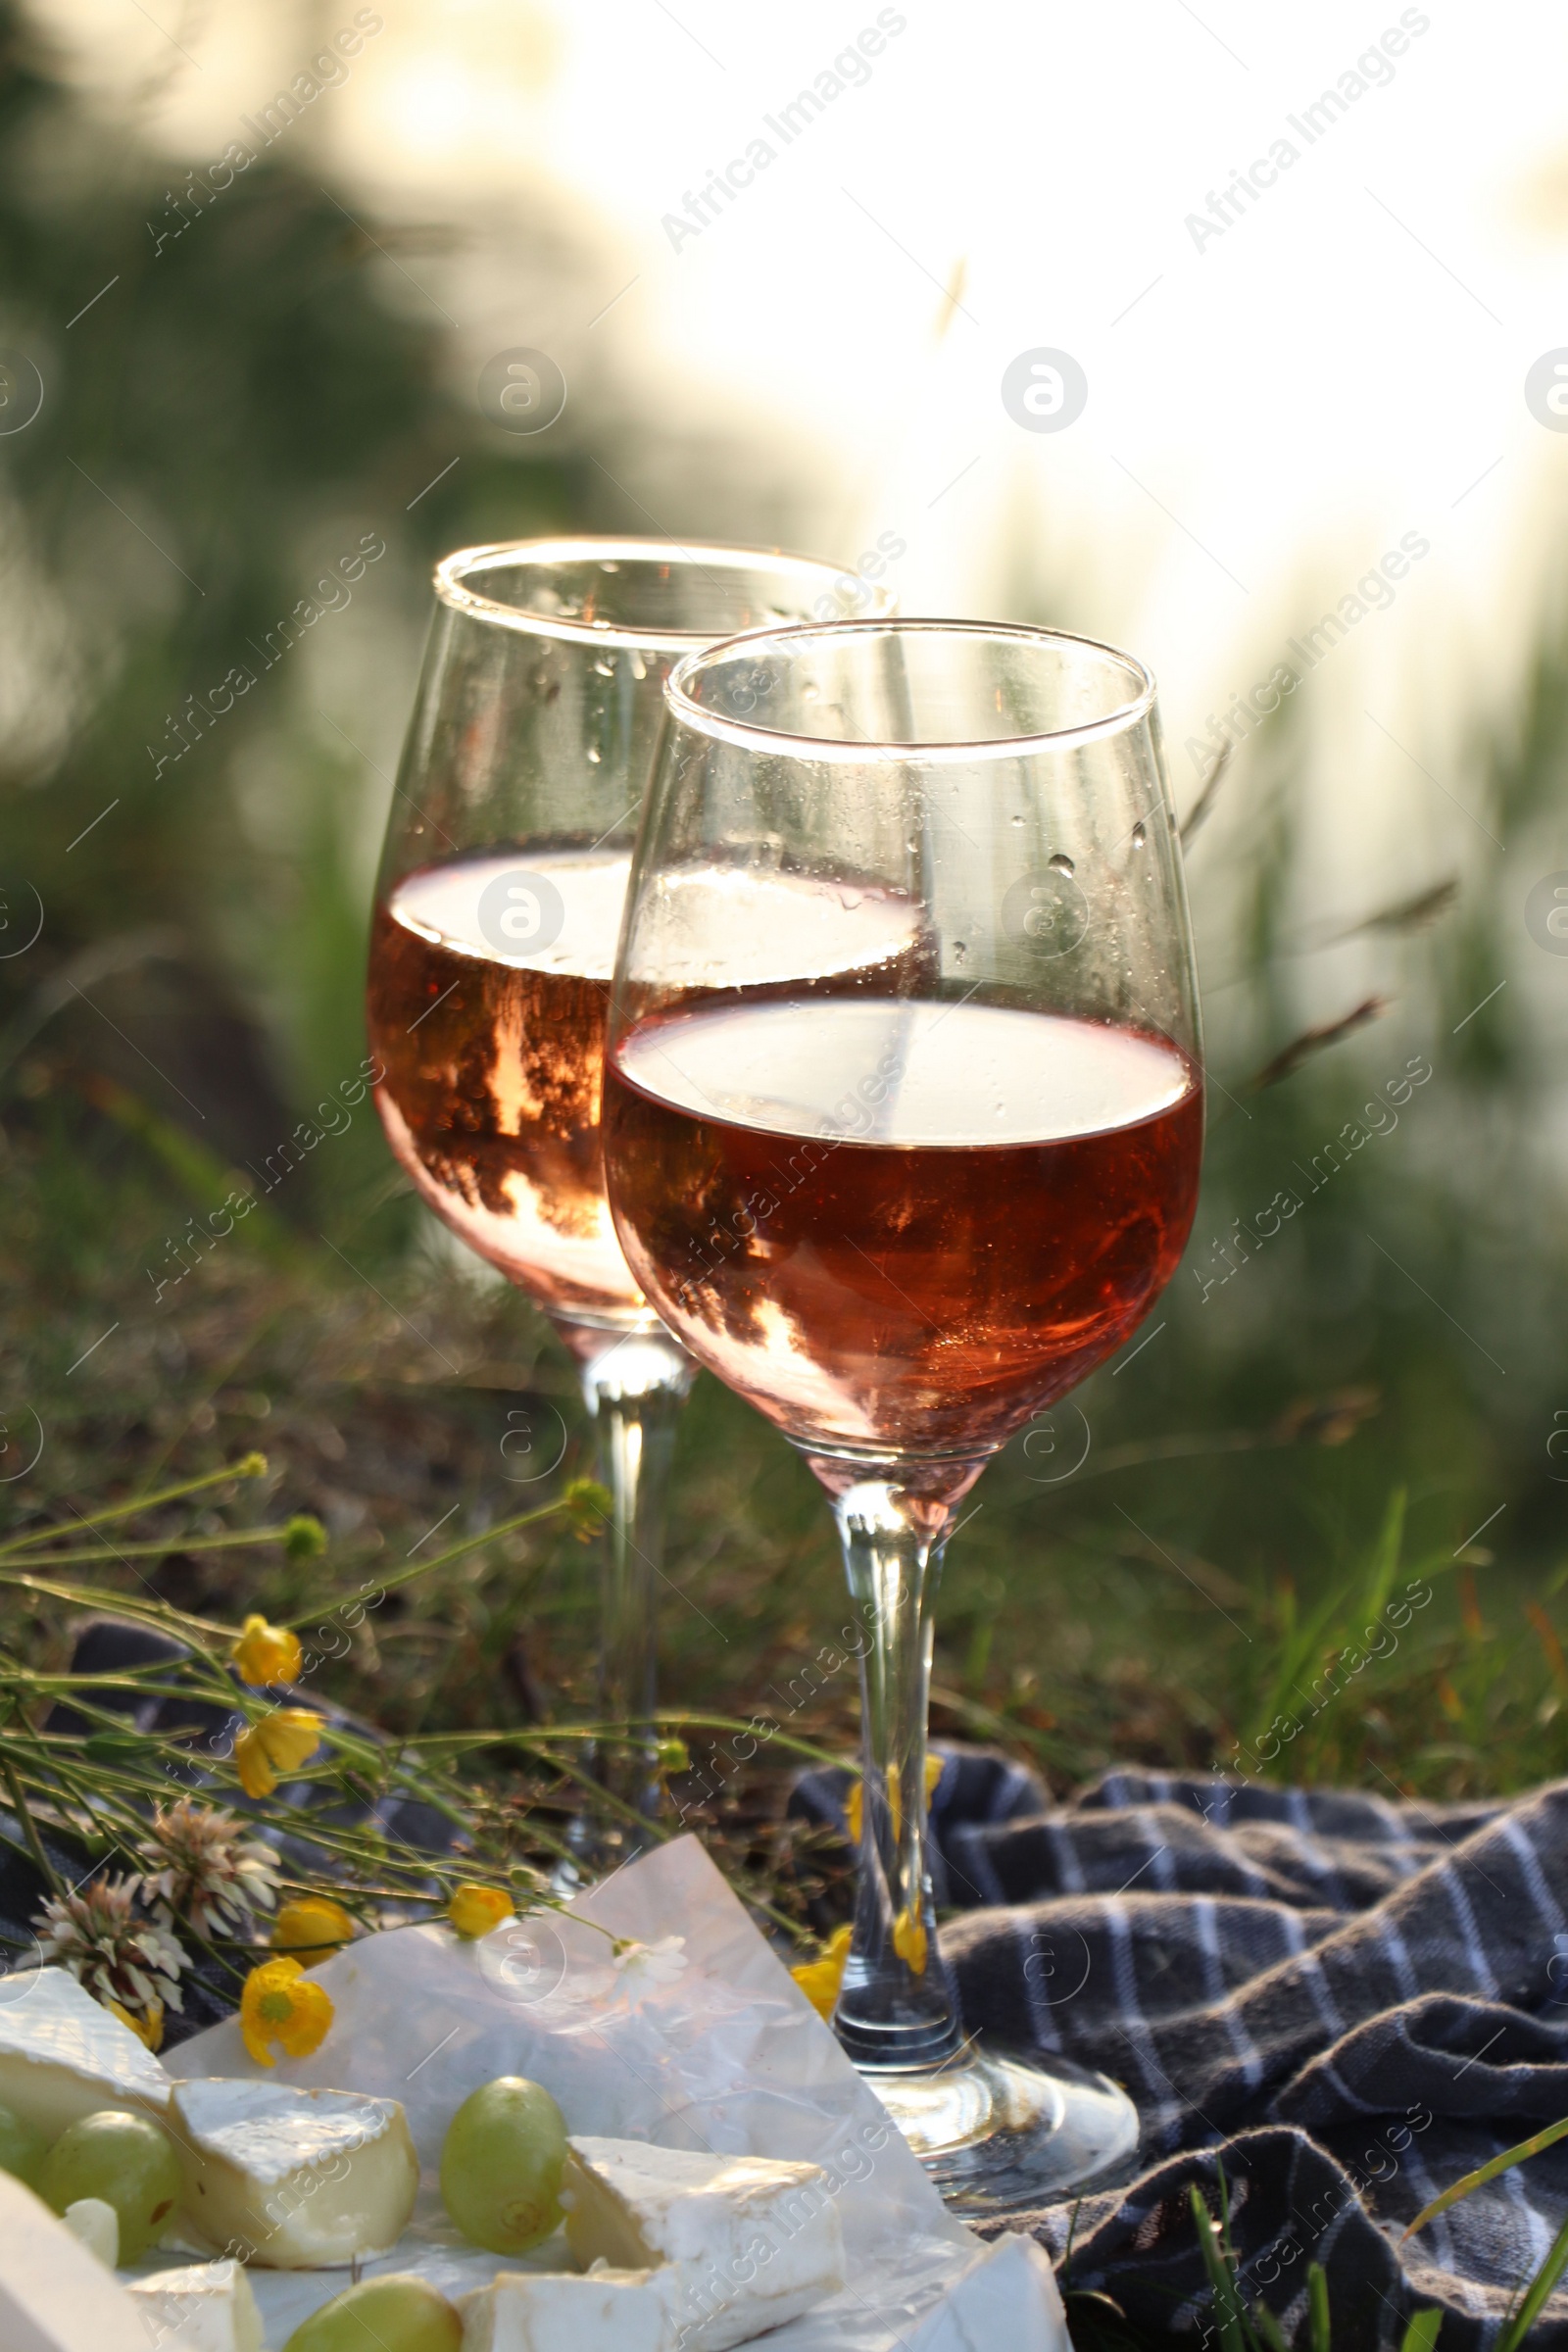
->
831 1477 964 2072
576 1328 694 1840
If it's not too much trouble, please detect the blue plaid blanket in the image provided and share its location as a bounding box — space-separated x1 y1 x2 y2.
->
794 1756 1568 2349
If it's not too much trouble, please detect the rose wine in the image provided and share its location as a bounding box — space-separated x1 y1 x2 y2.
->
368 851 636 1322
367 854 925 1329
605 997 1202 1456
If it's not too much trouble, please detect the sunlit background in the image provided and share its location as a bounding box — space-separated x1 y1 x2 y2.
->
6 0 1568 1793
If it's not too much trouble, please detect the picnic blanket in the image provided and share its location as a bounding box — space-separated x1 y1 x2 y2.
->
794 1755 1568 2349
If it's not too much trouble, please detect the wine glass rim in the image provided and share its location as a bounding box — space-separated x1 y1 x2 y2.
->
664 616 1159 762
431 536 893 650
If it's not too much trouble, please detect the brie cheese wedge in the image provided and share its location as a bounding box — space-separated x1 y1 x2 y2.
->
0 1969 171 2139
0 2169 149 2352
562 2138 846 2352
460 2268 679 2352
169 2080 417 2269
125 2262 264 2352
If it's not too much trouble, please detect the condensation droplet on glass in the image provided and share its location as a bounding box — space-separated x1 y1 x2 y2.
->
585 743 601 763
1049 853 1075 876
592 656 614 677
953 941 967 965
628 651 648 681
1132 822 1148 848
599 561 620 572
803 682 820 701
1010 813 1024 827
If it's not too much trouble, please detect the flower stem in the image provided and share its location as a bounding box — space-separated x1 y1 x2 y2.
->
1 1754 63 1896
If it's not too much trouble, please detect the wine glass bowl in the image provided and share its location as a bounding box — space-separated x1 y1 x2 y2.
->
602 617 1202 2207
368 541 890 1338
604 620 1203 1465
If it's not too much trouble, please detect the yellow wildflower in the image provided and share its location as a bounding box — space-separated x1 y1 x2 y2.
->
240 1957 334 2067
790 1924 852 2021
892 1908 929 1977
448 1885 514 1939
107 1996 165 2053
271 1896 355 1963
846 1754 943 1847
234 1708 323 1799
231 1614 303 1687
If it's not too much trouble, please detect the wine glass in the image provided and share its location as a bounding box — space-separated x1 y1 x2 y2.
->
366 539 892 1865
601 617 1203 2208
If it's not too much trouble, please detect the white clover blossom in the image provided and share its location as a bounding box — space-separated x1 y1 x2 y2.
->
34 1874 188 2021
142 1796 280 1939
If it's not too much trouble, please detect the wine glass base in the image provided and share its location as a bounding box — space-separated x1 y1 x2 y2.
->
868 2046 1139 2218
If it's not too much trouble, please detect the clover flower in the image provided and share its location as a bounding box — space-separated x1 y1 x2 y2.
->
240 1956 334 2066
34 1875 187 2034
143 1797 279 1940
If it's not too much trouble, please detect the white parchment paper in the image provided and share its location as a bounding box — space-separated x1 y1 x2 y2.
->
157 1836 1064 2349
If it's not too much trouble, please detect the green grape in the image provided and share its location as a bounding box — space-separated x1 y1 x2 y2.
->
38 2108 182 2261
0 2099 47 2186
439 2076 567 2254
282 2275 463 2352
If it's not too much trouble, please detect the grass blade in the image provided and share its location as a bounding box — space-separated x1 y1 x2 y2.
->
1251 2303 1292 2352
1307 2263 1331 2352
1402 2115 1568 2238
1360 1487 1407 1625
1399 2312 1443 2352
1189 2184 1250 2352
1499 2207 1568 2352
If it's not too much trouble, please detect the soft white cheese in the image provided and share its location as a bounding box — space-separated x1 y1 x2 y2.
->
169 2080 417 2270
63 2197 119 2269
125 2262 263 2352
0 2169 150 2352
0 1969 171 2138
562 2138 846 2352
460 2268 678 2352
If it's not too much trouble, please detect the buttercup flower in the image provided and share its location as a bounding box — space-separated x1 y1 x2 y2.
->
34 1875 186 2031
107 1996 165 2052
610 1935 688 2006
791 1924 852 2022
143 1797 279 1938
240 1957 334 2066
448 1885 513 1939
272 1895 356 1962
234 1708 323 1799
892 1908 929 1978
231 1614 303 1687
846 1753 944 1848
564 1477 611 1541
